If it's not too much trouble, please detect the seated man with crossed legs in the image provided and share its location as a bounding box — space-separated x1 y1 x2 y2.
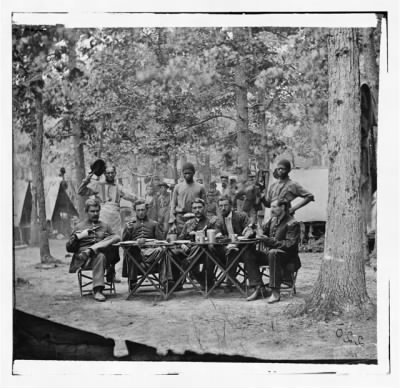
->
67 198 121 302
243 198 301 304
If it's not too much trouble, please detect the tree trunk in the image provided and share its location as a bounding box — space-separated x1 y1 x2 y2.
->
361 27 379 117
72 120 86 217
235 62 249 182
304 28 373 320
31 93 55 264
98 116 106 158
67 36 86 217
172 151 179 183
29 182 39 246
203 152 211 188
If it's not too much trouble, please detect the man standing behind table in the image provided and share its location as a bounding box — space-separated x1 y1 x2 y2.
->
144 184 158 222
206 180 221 217
78 165 138 282
66 198 121 302
220 175 230 198
262 159 314 215
169 162 207 235
121 200 171 291
157 182 171 238
244 198 301 303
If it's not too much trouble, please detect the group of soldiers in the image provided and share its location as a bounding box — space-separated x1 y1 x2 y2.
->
66 159 314 303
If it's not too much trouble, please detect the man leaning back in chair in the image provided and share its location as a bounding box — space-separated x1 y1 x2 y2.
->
67 198 121 302
243 198 301 304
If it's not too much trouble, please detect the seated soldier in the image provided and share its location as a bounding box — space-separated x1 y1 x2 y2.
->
171 198 217 290
214 195 251 291
243 198 301 304
121 200 171 292
67 198 121 302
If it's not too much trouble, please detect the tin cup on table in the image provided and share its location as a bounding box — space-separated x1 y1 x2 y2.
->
206 229 216 244
195 231 205 243
167 233 177 242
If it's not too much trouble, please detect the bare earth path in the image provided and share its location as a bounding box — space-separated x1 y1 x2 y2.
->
14 239 377 361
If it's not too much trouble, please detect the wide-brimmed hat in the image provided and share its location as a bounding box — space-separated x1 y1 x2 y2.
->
90 159 106 177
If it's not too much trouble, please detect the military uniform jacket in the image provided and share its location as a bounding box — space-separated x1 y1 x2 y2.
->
122 217 164 241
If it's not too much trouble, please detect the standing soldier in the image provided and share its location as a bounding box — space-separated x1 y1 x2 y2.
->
206 180 221 217
144 184 158 222
157 182 171 238
220 175 230 197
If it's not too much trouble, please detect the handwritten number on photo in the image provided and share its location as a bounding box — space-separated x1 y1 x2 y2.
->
336 328 364 346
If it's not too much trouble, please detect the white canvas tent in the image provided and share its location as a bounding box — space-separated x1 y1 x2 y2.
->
44 177 79 235
13 180 32 244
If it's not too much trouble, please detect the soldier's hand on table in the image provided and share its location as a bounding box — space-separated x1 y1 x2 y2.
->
137 238 146 246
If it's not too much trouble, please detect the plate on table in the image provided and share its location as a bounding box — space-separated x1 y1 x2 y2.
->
118 240 139 245
237 236 256 241
173 240 191 244
149 240 169 245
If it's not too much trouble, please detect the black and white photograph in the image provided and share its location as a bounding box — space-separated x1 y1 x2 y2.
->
2 2 399 387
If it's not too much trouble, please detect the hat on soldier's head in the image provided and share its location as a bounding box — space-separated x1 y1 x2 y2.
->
220 175 229 179
90 159 106 177
182 162 195 173
158 182 169 188
277 159 291 172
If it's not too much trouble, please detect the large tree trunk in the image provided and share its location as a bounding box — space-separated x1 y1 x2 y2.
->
29 182 39 246
72 120 86 217
361 27 379 116
235 62 249 182
68 36 86 217
304 28 373 320
31 93 56 264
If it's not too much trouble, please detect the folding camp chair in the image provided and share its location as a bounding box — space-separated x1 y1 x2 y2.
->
260 263 298 297
77 268 116 297
124 246 168 300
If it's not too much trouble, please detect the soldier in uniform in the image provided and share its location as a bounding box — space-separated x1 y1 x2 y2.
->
206 180 221 217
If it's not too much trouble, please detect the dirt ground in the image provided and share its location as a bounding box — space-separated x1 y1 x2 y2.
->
14 239 377 361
